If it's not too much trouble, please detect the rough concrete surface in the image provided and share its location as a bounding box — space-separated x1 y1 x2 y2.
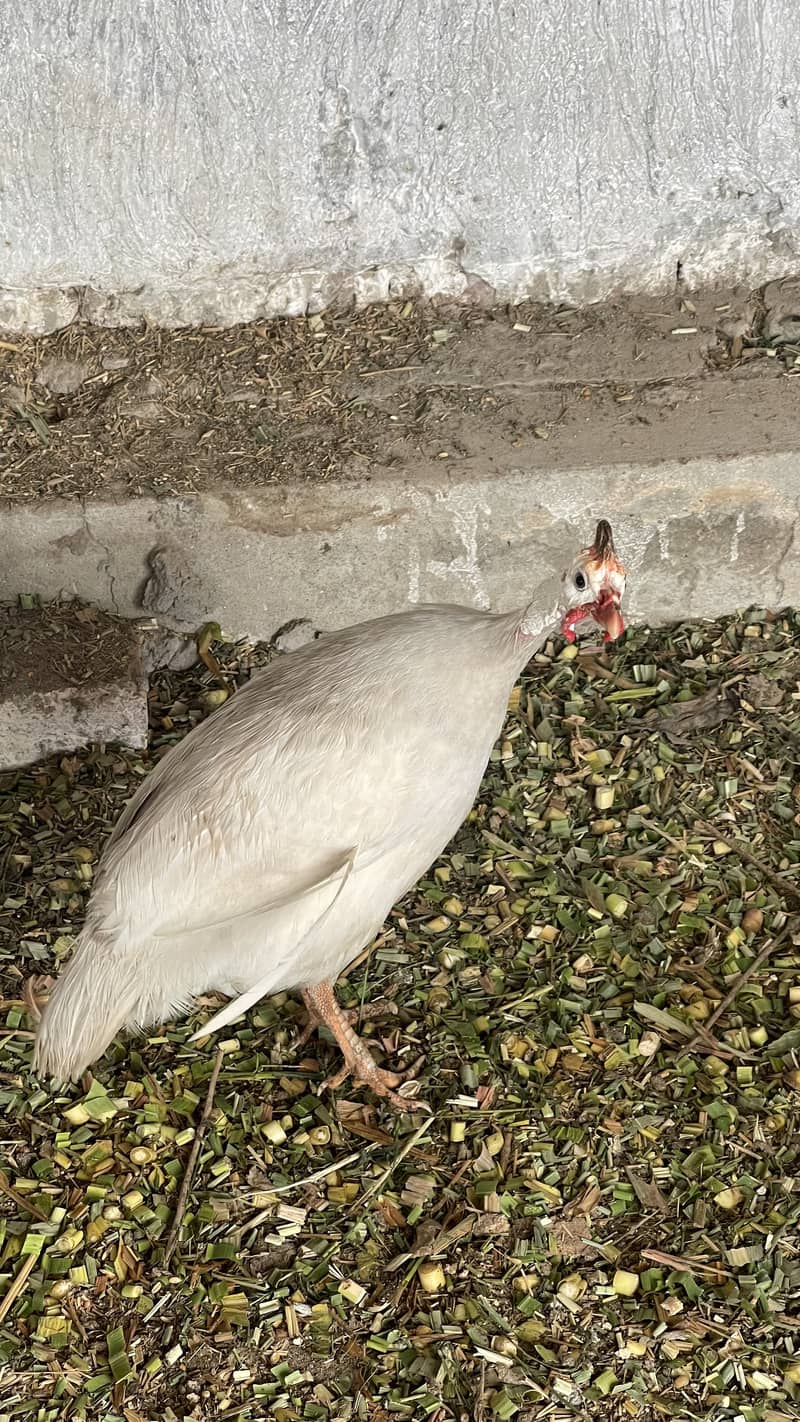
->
1 288 798 503
0 604 148 770
2 1 800 331
1 453 798 647
1 297 798 644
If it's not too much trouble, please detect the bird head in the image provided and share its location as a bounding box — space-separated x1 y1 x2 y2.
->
559 520 626 644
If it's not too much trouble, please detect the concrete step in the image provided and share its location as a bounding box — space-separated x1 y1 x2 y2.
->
0 601 148 770
1 295 798 643
1 447 798 649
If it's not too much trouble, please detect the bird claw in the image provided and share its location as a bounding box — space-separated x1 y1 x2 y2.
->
293 1012 321 1053
294 998 398 1054
321 1060 398 1092
299 983 427 1112
321 1056 430 1114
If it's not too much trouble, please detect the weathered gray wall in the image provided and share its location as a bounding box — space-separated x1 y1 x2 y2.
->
2 454 799 639
1 0 799 332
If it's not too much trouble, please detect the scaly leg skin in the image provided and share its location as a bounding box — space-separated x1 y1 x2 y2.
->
301 982 429 1113
293 996 398 1052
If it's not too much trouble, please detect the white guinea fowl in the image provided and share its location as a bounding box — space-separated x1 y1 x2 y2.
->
34 520 626 1109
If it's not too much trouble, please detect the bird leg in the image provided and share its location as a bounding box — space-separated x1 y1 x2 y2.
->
294 994 398 1052
301 982 425 1112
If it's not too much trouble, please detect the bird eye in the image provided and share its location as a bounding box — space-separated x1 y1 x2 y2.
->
574 571 587 591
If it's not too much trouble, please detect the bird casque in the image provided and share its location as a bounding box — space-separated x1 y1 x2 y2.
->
35 521 626 1109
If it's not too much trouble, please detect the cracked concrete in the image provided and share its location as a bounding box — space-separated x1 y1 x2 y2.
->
2 453 798 643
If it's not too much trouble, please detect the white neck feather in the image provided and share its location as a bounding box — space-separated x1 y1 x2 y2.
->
517 599 560 642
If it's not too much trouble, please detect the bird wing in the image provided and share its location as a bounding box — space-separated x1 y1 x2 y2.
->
96 754 377 948
152 845 359 940
90 635 450 949
89 601 515 964
188 844 357 1039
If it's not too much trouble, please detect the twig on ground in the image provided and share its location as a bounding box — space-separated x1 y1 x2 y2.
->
691 817 800 906
0 1252 38 1325
687 928 792 1053
163 1046 225 1265
0 1169 49 1222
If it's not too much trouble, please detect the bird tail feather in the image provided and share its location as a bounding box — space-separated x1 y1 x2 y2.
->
34 934 148 1082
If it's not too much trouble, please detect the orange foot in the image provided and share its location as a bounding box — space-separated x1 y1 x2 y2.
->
293 996 397 1052
301 982 429 1113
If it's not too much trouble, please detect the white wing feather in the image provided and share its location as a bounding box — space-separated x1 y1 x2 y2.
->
188 845 357 1037
90 610 500 951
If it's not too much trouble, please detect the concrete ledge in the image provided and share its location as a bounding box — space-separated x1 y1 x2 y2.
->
1 453 798 643
0 602 148 770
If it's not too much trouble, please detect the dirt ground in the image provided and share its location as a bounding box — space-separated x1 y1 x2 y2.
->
1 284 798 502
0 601 140 700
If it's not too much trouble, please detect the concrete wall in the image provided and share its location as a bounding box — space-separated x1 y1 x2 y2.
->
2 454 799 641
1 0 799 333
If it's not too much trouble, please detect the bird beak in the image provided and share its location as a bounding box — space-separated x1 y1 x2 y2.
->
592 587 625 642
